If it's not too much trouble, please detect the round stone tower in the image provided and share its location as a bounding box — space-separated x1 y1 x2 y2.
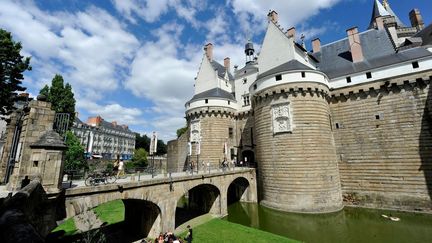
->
185 91 237 168
251 66 343 213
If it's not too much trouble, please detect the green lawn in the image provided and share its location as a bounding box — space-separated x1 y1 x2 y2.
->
177 218 300 243
93 199 124 225
52 199 125 235
52 217 77 236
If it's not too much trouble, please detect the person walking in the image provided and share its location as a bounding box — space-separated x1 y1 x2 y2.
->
117 159 125 178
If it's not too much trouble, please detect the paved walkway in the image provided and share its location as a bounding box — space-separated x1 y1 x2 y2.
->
63 167 250 189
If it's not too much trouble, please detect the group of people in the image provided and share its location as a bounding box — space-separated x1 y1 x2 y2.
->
142 225 193 243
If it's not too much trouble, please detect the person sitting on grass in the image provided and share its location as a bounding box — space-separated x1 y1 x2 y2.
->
184 225 193 243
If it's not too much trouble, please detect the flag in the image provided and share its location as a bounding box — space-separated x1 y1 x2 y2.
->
196 141 200 155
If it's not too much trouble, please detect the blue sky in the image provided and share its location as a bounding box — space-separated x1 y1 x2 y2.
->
1 0 430 141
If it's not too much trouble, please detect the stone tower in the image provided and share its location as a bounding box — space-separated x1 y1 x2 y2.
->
250 13 343 213
185 43 237 168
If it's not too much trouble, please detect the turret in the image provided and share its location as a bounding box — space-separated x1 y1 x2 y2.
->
245 40 255 64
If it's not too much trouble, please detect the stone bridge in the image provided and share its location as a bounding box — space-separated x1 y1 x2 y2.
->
64 169 257 238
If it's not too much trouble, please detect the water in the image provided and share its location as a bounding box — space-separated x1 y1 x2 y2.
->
226 202 432 243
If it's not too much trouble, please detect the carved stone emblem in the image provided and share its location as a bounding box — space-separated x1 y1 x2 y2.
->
190 120 201 142
272 103 291 134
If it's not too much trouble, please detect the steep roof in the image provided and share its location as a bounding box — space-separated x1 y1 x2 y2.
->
257 60 314 79
189 88 235 102
415 23 432 46
383 1 405 28
211 60 234 81
368 0 391 29
313 29 398 78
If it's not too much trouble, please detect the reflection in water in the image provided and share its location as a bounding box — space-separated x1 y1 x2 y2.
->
226 202 432 243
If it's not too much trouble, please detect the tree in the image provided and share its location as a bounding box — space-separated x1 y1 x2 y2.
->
0 29 31 117
39 74 76 127
64 131 87 171
156 139 167 155
176 126 187 138
135 133 150 150
132 148 148 167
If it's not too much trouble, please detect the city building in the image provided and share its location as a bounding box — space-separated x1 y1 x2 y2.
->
72 115 135 160
168 0 432 213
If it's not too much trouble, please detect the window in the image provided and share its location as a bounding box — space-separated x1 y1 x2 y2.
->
335 123 340 129
275 74 282 81
301 72 306 78
346 77 351 83
253 84 257 90
205 99 208 104
33 161 39 167
243 78 247 84
243 95 250 106
375 113 384 120
228 127 233 138
412 61 419 69
228 100 230 105
366 72 372 79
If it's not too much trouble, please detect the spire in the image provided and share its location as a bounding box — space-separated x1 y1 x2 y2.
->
368 0 390 29
245 39 255 64
382 0 405 28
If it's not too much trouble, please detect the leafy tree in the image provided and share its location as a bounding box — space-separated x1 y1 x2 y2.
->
131 148 148 167
176 126 187 138
39 74 76 128
64 131 87 171
156 139 167 155
0 29 31 117
135 133 150 150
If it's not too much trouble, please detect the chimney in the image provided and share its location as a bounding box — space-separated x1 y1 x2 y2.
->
112 121 117 126
267 10 278 23
224 57 230 71
347 27 364 63
204 43 213 61
311 38 321 53
286 27 296 39
409 9 425 30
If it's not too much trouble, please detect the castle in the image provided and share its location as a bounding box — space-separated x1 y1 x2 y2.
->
167 0 432 213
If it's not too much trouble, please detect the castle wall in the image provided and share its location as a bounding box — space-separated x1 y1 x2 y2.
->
236 113 255 164
187 108 236 168
167 129 189 173
330 71 432 211
253 82 343 213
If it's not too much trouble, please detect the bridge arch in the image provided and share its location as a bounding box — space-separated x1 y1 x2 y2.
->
227 176 250 205
122 199 162 239
175 183 221 228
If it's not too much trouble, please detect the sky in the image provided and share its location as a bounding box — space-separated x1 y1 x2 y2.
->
0 0 430 141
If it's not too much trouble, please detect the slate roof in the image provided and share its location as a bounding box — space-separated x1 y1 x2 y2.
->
31 130 67 149
368 0 405 29
314 29 391 78
235 62 259 79
415 23 432 46
257 60 314 80
211 60 234 81
189 88 236 102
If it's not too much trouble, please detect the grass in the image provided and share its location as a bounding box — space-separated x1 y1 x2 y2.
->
177 218 300 243
93 199 124 225
52 200 125 235
52 217 77 236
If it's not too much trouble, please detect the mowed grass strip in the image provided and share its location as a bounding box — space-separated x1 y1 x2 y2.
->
178 218 300 243
52 217 77 236
92 199 125 225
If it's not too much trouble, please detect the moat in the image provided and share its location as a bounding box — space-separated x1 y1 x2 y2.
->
226 202 432 243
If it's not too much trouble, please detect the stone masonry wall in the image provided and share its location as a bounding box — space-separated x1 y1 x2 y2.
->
330 71 432 211
253 82 343 213
7 100 56 190
187 108 236 169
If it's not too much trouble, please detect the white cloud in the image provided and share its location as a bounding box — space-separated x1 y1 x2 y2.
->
228 0 341 35
111 0 200 27
76 100 144 126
